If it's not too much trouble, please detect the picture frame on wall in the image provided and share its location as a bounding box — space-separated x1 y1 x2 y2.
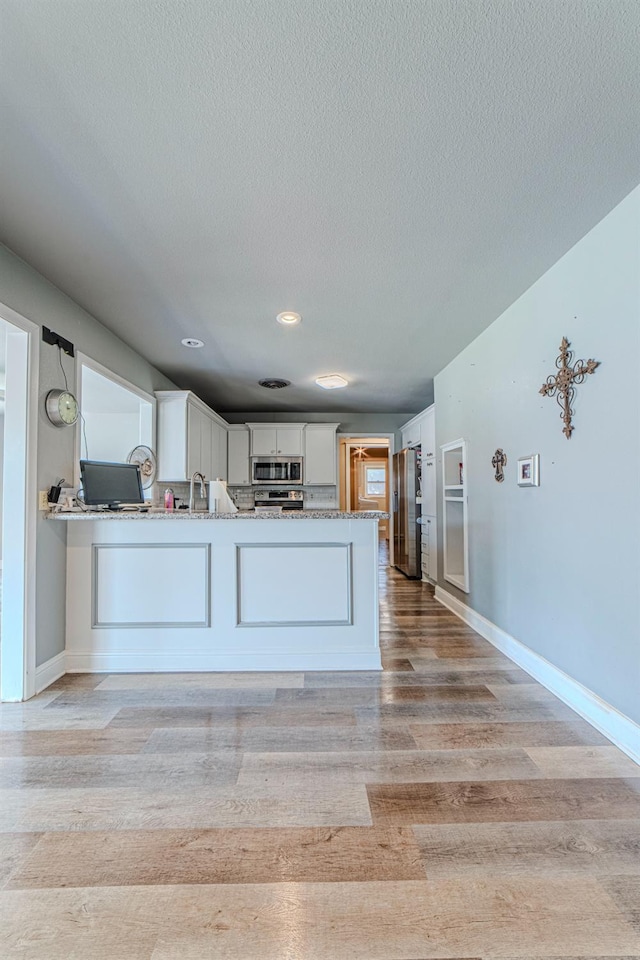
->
517 454 540 486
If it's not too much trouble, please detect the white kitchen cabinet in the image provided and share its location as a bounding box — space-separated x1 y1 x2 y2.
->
227 427 250 485
156 391 228 482
304 423 339 485
420 406 436 517
421 515 435 582
213 421 228 481
401 419 421 449
248 424 305 456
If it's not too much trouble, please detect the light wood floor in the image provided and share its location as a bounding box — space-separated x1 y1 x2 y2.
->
1 561 639 959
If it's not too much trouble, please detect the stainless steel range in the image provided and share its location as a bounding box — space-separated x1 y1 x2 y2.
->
254 490 304 511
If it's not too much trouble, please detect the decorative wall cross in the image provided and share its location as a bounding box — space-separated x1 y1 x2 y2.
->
539 337 600 438
491 448 507 482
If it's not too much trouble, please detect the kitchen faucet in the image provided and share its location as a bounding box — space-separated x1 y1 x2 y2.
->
189 472 207 512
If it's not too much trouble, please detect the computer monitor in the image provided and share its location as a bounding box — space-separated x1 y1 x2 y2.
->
80 460 144 509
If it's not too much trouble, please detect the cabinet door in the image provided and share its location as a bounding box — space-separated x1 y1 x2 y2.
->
200 415 213 479
186 403 202 477
401 423 420 449
228 430 250 484
421 516 434 580
275 427 302 455
215 424 228 481
251 428 278 456
423 457 436 516
304 427 337 485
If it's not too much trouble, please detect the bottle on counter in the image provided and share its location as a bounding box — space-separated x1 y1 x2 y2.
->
163 487 175 511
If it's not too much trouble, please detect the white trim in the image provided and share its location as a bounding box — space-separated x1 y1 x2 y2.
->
435 585 640 766
399 403 434 434
65 651 383 673
338 433 394 565
157 390 229 429
75 351 157 488
0 303 39 702
35 651 66 693
440 438 469 593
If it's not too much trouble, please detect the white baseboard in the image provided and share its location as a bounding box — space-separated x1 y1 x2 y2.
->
34 651 66 693
435 585 640 766
65 651 383 673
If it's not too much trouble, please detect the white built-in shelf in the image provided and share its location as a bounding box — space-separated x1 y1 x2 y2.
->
441 438 469 594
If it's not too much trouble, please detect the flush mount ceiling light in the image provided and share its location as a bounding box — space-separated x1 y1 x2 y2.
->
259 378 291 389
181 338 205 348
276 312 301 326
315 374 348 390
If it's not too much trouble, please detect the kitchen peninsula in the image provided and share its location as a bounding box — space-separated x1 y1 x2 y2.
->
54 510 385 673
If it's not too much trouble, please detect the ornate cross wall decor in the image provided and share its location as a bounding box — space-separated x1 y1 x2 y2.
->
539 337 600 438
491 448 507 482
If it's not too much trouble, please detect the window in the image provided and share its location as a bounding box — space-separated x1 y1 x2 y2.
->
366 466 386 497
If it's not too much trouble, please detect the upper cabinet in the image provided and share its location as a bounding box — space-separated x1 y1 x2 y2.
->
419 406 436 517
401 405 436 514
247 424 305 456
227 426 250 485
304 423 340 485
156 391 228 482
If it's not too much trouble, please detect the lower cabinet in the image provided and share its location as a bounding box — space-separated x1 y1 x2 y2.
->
421 514 436 581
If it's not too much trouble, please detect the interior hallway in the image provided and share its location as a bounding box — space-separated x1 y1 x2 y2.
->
1 561 639 958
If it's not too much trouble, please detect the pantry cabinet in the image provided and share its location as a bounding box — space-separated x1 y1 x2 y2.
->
156 391 229 482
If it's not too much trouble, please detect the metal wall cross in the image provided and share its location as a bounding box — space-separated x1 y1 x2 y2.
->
539 337 600 439
491 448 507 482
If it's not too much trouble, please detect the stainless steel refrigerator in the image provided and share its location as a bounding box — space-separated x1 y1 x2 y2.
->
393 448 421 578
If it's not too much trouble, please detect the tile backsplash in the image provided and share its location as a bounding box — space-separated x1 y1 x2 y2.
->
153 483 337 511
228 485 338 510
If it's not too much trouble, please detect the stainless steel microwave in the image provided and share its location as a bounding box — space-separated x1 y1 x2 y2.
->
251 456 303 485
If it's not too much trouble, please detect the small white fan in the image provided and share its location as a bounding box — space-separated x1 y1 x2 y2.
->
127 445 158 489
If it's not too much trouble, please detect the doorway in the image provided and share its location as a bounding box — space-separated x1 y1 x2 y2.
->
0 306 38 701
339 436 393 562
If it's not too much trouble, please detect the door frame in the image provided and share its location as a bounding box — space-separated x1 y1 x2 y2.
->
0 303 39 701
338 433 395 564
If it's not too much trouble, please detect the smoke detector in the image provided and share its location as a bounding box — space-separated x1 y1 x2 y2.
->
259 378 291 390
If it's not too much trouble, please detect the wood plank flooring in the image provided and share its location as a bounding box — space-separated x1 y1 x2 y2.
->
1 558 639 959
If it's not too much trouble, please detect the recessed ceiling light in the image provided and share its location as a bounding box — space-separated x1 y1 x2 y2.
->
276 312 301 326
181 338 205 348
315 374 348 390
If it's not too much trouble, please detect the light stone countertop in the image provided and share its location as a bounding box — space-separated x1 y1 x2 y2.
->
48 509 389 521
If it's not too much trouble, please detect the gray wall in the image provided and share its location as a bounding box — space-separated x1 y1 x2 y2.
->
0 243 177 667
434 186 640 724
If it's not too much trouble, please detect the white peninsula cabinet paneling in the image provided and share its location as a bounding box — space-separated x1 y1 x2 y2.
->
156 391 229 482
248 424 304 456
227 426 250 485
304 423 340 485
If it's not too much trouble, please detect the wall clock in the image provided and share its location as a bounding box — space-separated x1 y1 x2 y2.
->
45 389 79 427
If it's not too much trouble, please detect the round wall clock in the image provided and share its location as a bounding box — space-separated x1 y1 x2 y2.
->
45 389 79 427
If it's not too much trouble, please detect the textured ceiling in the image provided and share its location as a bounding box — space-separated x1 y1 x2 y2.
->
0 0 638 413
